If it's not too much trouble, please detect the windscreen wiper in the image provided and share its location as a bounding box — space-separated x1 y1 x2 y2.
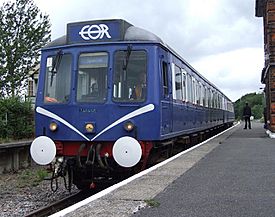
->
50 50 63 86
123 45 132 71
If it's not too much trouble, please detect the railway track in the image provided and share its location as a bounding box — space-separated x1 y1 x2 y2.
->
25 190 93 217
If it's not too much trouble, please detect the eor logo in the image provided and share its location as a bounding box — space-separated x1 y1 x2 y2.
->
79 24 111 40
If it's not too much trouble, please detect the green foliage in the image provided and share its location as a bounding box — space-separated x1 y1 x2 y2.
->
0 0 51 97
18 168 49 187
36 168 49 182
0 97 34 140
234 92 264 120
144 199 160 207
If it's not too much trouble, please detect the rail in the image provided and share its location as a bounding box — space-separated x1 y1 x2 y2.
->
25 188 106 217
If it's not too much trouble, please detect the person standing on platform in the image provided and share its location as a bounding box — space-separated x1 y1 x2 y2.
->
243 102 252 129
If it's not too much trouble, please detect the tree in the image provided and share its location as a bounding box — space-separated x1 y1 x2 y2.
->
0 0 51 98
0 97 34 140
234 92 264 120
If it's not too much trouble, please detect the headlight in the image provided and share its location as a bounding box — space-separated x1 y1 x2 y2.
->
85 123 94 133
124 121 135 132
49 121 58 131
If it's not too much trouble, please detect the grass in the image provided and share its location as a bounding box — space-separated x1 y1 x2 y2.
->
144 199 160 208
0 137 11 144
17 168 49 188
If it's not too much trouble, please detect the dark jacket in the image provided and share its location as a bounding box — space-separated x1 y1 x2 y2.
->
243 105 252 117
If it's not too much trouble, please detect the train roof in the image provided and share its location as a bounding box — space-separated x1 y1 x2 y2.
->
44 19 163 48
43 19 232 102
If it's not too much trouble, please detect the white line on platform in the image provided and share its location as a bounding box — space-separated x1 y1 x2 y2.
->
50 123 239 217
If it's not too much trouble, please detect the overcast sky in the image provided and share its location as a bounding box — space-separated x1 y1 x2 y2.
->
1 0 264 101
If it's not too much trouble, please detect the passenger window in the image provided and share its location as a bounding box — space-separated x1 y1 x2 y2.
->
187 74 192 102
196 80 200 105
182 70 187 101
199 83 203 106
203 86 207 107
208 89 212 108
192 79 196 104
174 65 182 100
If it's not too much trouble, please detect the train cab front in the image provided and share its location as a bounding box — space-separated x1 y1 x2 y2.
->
30 20 161 190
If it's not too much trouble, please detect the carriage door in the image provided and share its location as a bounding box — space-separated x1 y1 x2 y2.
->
160 51 173 136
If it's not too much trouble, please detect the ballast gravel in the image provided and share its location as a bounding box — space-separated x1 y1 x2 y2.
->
0 165 79 217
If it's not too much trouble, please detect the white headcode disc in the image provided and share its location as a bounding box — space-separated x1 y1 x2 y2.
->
30 136 56 165
112 136 142 167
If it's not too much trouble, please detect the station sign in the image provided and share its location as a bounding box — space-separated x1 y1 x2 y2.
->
67 19 132 44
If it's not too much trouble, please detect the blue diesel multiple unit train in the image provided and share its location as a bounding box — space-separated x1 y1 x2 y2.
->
30 19 234 190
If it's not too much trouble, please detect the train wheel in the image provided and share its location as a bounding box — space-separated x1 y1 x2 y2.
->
74 181 90 190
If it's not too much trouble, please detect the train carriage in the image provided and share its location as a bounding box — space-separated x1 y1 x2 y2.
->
30 19 234 190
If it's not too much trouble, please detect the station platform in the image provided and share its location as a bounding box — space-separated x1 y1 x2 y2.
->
0 140 31 174
53 122 275 217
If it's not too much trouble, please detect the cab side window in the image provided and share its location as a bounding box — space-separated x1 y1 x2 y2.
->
162 61 169 97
